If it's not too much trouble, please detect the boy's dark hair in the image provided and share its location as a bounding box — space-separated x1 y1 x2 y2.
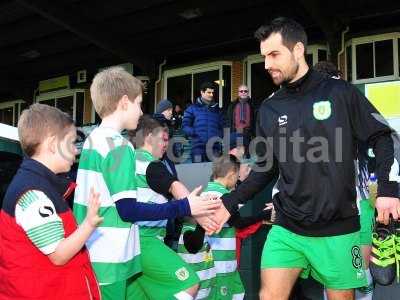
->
254 17 307 50
314 61 342 78
18 103 74 157
128 115 167 147
200 82 215 92
212 154 240 180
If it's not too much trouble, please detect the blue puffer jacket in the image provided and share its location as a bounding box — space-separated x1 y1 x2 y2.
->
182 97 224 155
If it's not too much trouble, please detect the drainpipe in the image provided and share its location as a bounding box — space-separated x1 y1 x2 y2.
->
154 59 167 113
337 26 349 74
33 87 39 103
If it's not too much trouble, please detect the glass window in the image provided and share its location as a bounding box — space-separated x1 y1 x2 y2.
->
346 45 352 82
20 102 28 112
167 74 192 109
250 62 278 108
0 152 22 204
14 104 19 126
306 54 313 67
375 39 394 77
0 106 14 126
192 70 220 105
75 92 85 126
56 96 74 119
165 64 231 110
40 99 55 107
94 112 101 124
222 65 231 110
398 39 400 77
356 43 374 79
318 49 327 62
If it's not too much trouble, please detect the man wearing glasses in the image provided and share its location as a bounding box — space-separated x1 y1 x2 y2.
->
226 84 256 156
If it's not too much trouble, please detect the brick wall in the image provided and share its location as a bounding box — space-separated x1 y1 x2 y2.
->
231 61 243 102
83 89 92 124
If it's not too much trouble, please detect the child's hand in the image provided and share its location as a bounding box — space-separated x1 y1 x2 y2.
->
195 215 219 235
188 186 222 217
85 187 104 228
262 203 276 225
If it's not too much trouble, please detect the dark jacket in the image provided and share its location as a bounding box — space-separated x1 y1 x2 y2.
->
225 98 256 136
222 69 399 237
182 97 224 155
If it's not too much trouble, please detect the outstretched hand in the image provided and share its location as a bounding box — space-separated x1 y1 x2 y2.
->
188 186 222 216
195 215 220 235
376 197 400 225
208 203 231 234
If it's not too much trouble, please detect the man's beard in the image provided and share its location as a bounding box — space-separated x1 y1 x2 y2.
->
281 62 299 85
271 61 299 86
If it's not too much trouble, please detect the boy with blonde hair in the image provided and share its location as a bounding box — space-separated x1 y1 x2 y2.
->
74 67 220 300
0 103 102 299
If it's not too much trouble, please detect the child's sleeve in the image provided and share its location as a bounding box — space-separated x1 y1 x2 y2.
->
146 160 178 198
15 190 65 255
183 224 206 254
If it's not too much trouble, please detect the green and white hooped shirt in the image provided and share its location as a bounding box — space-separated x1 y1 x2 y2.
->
178 223 217 300
73 127 141 284
135 149 169 239
203 181 245 299
203 182 238 277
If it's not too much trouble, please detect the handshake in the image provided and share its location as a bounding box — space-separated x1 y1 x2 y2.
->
187 186 275 235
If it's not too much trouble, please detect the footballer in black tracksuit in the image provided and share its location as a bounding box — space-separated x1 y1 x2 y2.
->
221 68 400 289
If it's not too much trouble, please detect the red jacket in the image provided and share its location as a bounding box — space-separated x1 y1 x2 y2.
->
0 159 100 300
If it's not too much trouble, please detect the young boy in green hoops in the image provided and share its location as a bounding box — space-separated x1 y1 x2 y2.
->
179 155 273 299
73 68 220 300
178 222 217 300
127 116 223 300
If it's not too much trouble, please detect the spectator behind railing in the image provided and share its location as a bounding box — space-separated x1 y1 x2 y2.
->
182 82 224 163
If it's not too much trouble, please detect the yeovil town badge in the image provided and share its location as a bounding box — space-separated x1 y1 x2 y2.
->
313 101 332 120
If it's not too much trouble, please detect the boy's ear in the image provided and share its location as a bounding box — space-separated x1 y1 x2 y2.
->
46 135 57 154
143 133 152 147
226 169 235 180
119 95 130 111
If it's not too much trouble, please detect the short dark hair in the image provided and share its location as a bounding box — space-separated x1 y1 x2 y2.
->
314 61 342 78
254 17 307 50
212 154 240 180
200 82 215 92
128 115 167 147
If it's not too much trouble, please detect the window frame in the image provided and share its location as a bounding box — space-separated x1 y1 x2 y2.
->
36 89 85 124
161 61 232 109
346 32 400 84
0 100 25 126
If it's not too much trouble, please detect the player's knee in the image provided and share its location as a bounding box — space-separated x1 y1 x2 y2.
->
326 288 354 300
259 286 272 300
260 286 287 300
